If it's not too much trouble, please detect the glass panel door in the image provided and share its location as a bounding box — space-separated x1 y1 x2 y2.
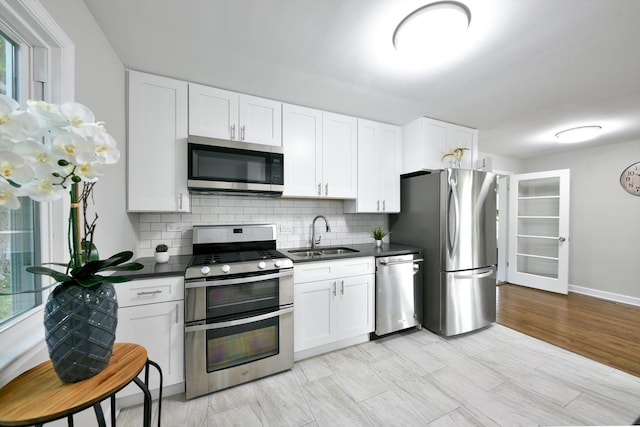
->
507 169 570 294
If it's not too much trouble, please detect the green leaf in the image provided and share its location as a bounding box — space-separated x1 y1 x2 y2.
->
26 266 72 283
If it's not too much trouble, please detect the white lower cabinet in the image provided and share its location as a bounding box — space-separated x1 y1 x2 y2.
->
293 257 374 356
115 276 184 400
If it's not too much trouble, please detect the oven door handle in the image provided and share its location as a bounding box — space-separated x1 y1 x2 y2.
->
185 271 293 288
185 306 294 332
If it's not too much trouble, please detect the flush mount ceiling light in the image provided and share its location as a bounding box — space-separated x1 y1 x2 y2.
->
392 1 471 56
555 125 603 143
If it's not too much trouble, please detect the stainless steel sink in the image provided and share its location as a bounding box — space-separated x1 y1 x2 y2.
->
288 247 359 258
318 247 359 255
288 250 323 257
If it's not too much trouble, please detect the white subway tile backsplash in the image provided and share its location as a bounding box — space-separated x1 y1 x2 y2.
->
136 195 388 256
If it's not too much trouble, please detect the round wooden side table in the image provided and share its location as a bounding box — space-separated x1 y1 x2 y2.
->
0 342 162 427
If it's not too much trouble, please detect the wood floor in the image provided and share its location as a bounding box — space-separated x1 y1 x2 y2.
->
497 282 640 378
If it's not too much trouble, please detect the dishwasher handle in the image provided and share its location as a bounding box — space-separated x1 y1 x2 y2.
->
378 258 423 266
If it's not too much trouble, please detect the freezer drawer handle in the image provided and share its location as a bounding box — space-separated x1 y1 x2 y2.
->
379 258 424 266
454 269 494 279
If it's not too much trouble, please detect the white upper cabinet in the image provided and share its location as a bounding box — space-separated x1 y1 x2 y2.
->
127 70 190 212
401 116 478 173
345 119 401 213
188 83 282 146
282 104 357 199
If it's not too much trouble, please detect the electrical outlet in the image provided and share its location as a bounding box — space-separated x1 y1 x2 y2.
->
280 225 293 234
167 223 183 232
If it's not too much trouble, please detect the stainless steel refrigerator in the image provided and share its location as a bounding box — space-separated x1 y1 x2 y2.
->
389 169 497 336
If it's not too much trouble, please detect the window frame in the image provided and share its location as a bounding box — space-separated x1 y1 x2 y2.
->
0 0 74 385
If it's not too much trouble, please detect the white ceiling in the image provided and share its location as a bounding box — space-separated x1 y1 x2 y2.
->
83 0 640 159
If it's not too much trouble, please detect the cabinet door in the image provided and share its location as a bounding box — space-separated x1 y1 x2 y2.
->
282 104 322 197
293 280 338 352
239 94 282 146
127 71 189 212
377 123 401 213
188 83 238 140
448 124 478 170
322 112 357 198
353 119 377 212
116 300 184 396
337 274 374 339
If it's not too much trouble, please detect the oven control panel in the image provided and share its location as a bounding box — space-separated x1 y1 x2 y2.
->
186 258 294 280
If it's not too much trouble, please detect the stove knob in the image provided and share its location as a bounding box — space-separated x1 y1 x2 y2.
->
221 264 231 274
258 261 266 270
274 260 282 268
200 266 210 275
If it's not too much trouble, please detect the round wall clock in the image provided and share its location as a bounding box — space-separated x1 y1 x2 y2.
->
620 161 640 196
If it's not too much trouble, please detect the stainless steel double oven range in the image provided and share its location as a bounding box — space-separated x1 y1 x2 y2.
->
184 224 294 399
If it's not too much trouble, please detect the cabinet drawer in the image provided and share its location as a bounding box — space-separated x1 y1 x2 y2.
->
336 257 375 277
118 276 184 307
294 257 374 284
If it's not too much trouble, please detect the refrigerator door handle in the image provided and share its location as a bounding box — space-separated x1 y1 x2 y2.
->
453 268 495 279
448 174 460 257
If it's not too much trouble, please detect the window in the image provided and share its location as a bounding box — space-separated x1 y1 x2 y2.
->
0 32 41 326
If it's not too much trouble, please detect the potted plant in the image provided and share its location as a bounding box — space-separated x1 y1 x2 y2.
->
154 244 170 263
371 226 390 248
0 94 143 382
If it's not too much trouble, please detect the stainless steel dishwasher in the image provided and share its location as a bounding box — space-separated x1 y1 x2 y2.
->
373 253 423 336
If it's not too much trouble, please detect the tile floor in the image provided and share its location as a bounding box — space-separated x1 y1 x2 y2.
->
117 325 640 426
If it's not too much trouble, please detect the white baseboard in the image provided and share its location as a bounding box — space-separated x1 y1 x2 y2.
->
569 284 640 307
294 334 370 362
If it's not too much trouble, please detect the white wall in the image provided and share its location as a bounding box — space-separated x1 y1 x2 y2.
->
523 139 640 299
41 0 137 259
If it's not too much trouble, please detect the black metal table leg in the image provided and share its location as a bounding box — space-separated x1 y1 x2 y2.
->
110 394 116 427
145 359 163 427
132 377 151 427
93 402 106 427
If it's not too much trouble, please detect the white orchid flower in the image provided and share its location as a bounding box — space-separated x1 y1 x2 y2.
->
84 124 120 164
0 180 23 209
51 133 94 164
0 151 35 184
0 95 42 139
59 102 95 130
13 139 56 167
22 165 68 201
74 151 104 181
26 100 68 130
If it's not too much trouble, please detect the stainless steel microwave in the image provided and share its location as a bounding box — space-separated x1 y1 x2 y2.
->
187 135 284 196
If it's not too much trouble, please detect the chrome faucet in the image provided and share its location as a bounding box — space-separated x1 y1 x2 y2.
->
311 215 331 249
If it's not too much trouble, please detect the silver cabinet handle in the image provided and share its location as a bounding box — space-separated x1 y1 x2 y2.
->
318 183 322 196
136 290 163 296
382 200 386 211
377 200 380 211
185 306 293 332
558 236 566 242
230 124 236 140
332 281 337 296
340 280 344 295
241 125 246 140
325 183 328 196
178 193 183 210
379 258 424 266
175 303 179 324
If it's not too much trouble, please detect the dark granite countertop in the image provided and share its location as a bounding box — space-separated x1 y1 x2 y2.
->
122 242 422 279
280 242 421 263
121 254 191 279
